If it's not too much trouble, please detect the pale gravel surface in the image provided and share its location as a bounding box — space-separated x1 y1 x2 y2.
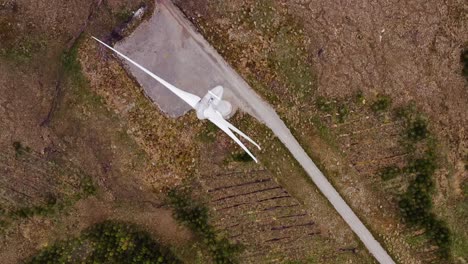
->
118 0 396 263
116 1 242 117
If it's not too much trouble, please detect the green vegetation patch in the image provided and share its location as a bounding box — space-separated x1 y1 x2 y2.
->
461 47 468 80
367 101 452 259
379 166 401 181
315 96 350 123
385 105 452 259
265 22 315 104
12 195 59 219
59 39 107 116
0 39 46 62
167 187 242 263
245 0 279 34
27 221 180 264
336 103 350 123
406 118 428 142
12 141 31 157
370 95 392 113
231 152 253 162
0 16 47 63
354 90 366 105
115 8 134 23
196 121 218 143
216 0 316 105
5 141 98 223
315 96 335 113
62 42 87 87
267 26 315 103
10 175 96 220
451 188 468 260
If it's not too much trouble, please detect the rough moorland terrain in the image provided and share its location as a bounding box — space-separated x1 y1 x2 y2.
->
0 0 384 263
175 0 467 263
2 0 467 263
0 0 199 263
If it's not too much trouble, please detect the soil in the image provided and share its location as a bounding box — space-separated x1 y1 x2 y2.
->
0 0 196 263
173 0 467 263
193 131 377 263
79 30 376 262
1 0 466 263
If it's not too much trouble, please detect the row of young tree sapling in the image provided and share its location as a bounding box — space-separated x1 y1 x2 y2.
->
315 92 452 259
167 187 242 264
381 104 451 259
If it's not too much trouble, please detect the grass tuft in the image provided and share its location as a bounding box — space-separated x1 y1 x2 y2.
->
315 96 334 113
371 95 392 112
12 141 31 157
406 118 428 141
379 166 401 181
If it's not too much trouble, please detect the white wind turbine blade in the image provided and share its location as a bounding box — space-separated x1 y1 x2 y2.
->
207 93 260 150
203 106 259 163
92 37 201 108
223 119 261 150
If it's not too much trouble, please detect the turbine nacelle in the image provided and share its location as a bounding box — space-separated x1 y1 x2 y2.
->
195 86 232 120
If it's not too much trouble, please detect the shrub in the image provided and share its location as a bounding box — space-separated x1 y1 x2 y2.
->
379 166 401 181
399 179 433 224
232 152 253 162
393 103 451 259
12 141 30 157
406 118 428 141
399 194 451 258
12 195 58 219
81 176 97 196
315 96 334 112
398 151 451 259
167 188 242 263
355 90 365 104
407 156 437 176
425 216 451 258
399 156 437 225
115 9 133 23
167 189 210 234
462 179 468 196
314 96 349 122
371 95 392 112
337 104 349 123
395 103 417 122
461 48 468 79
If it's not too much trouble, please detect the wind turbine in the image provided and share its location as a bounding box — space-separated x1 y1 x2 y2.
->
92 37 261 163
